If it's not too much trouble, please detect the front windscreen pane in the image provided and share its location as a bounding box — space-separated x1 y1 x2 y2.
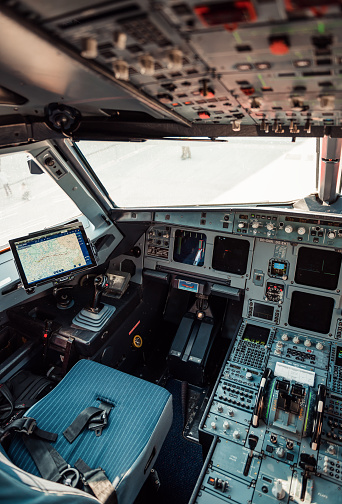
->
77 137 317 207
0 152 81 248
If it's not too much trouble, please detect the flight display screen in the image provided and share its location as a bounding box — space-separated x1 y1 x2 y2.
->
253 303 274 321
295 247 342 291
335 346 342 367
9 222 97 289
242 324 270 346
173 230 206 267
288 291 334 334
269 259 288 278
212 236 249 274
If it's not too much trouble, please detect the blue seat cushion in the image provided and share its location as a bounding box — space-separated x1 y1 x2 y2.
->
7 360 172 504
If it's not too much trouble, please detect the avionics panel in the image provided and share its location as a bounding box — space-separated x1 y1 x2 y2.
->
288 291 334 334
212 236 249 275
173 229 206 267
295 247 342 290
9 222 96 289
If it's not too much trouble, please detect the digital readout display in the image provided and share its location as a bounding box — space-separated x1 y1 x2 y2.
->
253 303 274 321
336 346 342 367
286 216 319 225
270 259 288 278
242 324 270 346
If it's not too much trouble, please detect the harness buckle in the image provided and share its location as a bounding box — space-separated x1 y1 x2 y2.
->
88 410 108 437
17 417 37 435
58 467 80 488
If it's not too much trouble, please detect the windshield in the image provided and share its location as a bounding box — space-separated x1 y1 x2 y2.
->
77 137 317 208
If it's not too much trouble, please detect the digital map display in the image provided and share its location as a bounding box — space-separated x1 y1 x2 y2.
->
15 227 93 285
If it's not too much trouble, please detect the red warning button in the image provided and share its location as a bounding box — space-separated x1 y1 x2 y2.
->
198 111 211 119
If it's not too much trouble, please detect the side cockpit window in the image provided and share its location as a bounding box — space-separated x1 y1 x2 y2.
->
0 151 81 249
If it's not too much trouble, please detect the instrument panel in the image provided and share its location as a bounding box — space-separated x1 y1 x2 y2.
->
144 208 342 340
142 207 342 503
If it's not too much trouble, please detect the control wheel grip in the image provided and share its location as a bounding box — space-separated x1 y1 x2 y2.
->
311 384 326 451
252 368 272 427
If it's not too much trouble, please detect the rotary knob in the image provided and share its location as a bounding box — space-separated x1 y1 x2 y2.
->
266 223 274 231
327 445 336 455
285 225 293 234
252 222 259 229
238 222 245 228
217 404 223 413
223 421 229 430
293 336 300 344
276 447 285 458
211 422 217 430
227 408 234 417
246 372 253 381
281 333 289 341
297 226 306 235
304 339 311 347
276 342 283 349
233 430 240 439
328 231 335 239
316 342 324 350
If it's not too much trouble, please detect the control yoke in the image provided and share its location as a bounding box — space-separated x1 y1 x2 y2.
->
88 275 109 313
72 274 116 331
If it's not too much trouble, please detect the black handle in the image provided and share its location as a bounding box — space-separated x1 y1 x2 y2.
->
252 368 272 427
311 384 326 451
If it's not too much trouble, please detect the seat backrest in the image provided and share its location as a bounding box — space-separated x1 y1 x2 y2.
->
0 445 99 504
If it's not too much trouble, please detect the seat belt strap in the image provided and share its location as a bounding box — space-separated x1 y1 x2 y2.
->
75 458 118 504
23 437 68 481
63 403 112 443
0 417 57 442
0 383 14 421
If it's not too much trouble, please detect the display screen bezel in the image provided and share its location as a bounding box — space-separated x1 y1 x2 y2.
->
288 290 334 334
9 222 97 289
295 246 342 291
173 229 206 267
252 302 274 321
212 235 250 274
242 324 270 346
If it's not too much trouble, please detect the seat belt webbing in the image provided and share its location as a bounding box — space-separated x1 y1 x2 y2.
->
63 403 112 443
23 437 68 482
75 458 118 504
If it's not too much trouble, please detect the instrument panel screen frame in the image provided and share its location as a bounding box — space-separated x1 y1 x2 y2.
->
212 235 250 275
242 324 270 346
173 229 207 267
295 246 342 291
288 290 334 334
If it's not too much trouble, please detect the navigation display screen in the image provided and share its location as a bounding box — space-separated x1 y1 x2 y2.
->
212 236 249 274
9 222 97 288
173 230 206 267
295 247 342 291
288 291 334 334
242 324 270 346
336 346 342 367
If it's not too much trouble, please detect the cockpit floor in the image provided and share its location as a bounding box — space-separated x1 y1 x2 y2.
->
135 379 203 504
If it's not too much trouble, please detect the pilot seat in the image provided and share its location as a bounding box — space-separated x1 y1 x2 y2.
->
0 359 173 504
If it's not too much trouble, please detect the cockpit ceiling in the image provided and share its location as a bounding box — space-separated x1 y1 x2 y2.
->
1 0 342 141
